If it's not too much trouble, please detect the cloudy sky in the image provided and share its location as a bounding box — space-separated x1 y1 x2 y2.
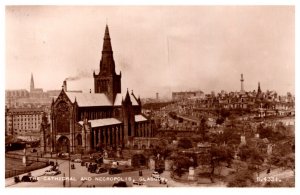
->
5 6 294 98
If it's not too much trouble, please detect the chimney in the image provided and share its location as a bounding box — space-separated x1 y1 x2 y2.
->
63 80 67 92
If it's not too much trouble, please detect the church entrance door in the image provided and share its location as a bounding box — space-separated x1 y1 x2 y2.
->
57 136 70 153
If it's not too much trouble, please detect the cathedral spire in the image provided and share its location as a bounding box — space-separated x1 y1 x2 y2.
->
102 24 113 53
30 73 34 92
257 82 262 94
94 25 121 103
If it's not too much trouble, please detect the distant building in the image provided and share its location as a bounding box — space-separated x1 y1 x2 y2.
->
46 90 61 98
5 89 30 107
172 91 204 101
5 107 46 137
5 74 61 109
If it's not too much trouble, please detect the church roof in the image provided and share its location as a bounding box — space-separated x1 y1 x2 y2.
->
135 114 148 122
65 91 139 107
78 118 122 128
66 92 111 107
114 93 139 106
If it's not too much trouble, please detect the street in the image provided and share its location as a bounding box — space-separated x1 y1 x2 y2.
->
6 157 227 187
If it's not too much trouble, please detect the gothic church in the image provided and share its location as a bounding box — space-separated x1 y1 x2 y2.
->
42 25 153 153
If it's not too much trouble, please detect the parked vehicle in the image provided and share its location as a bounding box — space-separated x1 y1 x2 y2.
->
21 175 38 182
58 152 69 158
95 157 103 164
88 163 98 173
109 168 122 175
44 170 61 176
49 161 55 166
95 167 107 174
159 177 168 184
151 171 160 179
14 176 20 183
52 165 59 171
72 159 82 163
155 167 164 174
132 180 145 186
112 181 127 187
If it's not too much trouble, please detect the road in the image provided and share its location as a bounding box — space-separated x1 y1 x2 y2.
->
6 158 227 187
7 158 168 187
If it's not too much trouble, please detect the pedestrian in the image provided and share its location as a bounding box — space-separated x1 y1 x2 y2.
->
63 180 66 187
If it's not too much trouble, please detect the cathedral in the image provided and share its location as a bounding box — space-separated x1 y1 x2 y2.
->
42 25 153 154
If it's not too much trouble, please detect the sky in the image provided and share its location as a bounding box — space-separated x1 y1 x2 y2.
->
5 6 295 98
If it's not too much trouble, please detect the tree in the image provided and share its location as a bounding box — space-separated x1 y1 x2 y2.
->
210 145 234 182
177 138 193 149
220 127 240 146
216 117 225 125
172 155 193 177
227 169 255 187
258 125 273 139
221 109 230 118
131 154 147 168
198 117 208 140
238 145 264 176
282 154 295 175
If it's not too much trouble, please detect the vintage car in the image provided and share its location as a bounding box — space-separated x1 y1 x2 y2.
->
112 181 127 187
44 169 61 176
159 177 168 184
95 167 107 174
132 180 145 187
108 168 122 175
72 159 82 163
151 171 160 179
21 175 38 182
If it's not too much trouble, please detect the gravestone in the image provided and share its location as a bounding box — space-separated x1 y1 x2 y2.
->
149 158 155 170
188 166 195 181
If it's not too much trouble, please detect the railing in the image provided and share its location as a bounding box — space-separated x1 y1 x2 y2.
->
5 162 47 178
5 152 49 178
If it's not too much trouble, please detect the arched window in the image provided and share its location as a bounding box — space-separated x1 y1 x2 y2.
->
76 134 82 146
56 101 70 133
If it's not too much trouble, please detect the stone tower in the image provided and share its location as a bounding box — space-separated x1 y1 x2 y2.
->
93 25 121 103
30 73 34 93
240 74 245 93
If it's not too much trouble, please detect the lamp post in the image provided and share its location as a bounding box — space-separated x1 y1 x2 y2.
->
69 144 71 187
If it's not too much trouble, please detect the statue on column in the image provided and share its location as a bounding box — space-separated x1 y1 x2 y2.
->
104 150 108 158
116 146 123 159
40 112 50 153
